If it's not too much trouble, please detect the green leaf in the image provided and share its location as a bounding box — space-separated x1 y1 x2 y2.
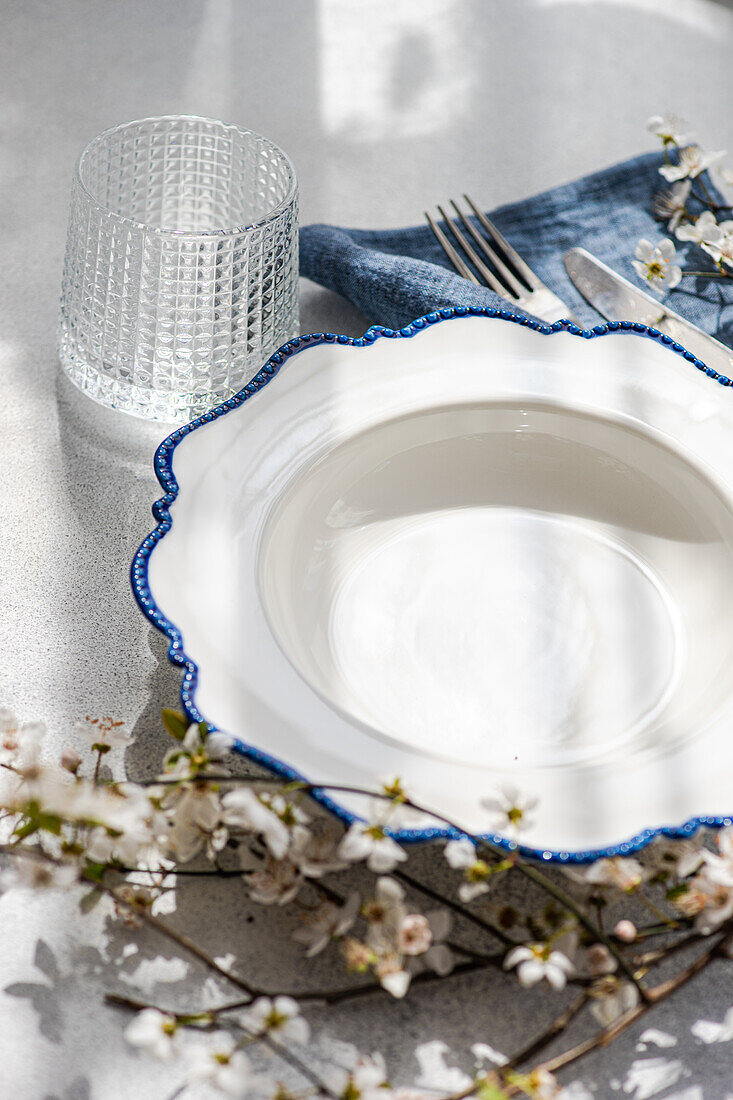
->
82 862 107 884
79 887 103 914
162 708 189 741
476 1081 509 1100
37 814 63 835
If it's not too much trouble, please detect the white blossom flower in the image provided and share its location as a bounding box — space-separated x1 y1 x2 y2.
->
0 709 45 769
443 837 492 902
653 180 691 230
398 913 433 956
705 827 733 883
525 1069 567 1100
660 144 725 182
124 1008 178 1060
165 785 225 863
292 892 360 956
503 943 575 990
288 822 347 878
184 1034 254 1097
676 209 722 246
588 976 640 1027
245 854 302 906
644 836 707 881
361 878 453 997
363 877 409 957
585 943 617 977
675 866 733 934
481 784 538 836
81 783 167 866
75 715 134 749
324 1052 389 1100
701 220 733 268
583 856 645 892
337 820 407 873
240 996 310 1045
221 788 291 859
632 238 682 292
13 765 82 818
162 724 231 779
647 113 692 146
0 854 78 892
259 791 309 826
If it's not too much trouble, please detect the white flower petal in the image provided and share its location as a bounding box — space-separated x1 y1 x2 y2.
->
380 968 411 998
657 237 676 261
337 823 374 862
444 837 476 869
635 238 655 261
545 964 568 991
366 836 407 873
504 945 533 969
427 909 451 942
425 943 454 976
516 958 545 988
458 880 490 903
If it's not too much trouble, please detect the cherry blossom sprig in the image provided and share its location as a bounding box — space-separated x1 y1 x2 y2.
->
636 112 733 295
2 705 733 1100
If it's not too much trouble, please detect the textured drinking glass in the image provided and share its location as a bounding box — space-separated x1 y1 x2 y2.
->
59 115 299 421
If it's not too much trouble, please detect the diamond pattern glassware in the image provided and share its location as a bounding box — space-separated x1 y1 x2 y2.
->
59 115 299 421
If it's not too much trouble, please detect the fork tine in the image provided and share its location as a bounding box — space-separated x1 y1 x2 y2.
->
436 205 509 297
449 200 525 298
463 194 542 289
425 211 479 284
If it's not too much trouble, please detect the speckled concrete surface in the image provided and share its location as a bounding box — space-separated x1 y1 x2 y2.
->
2 2 733 1097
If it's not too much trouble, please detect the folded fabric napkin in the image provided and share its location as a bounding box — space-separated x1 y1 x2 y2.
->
300 151 732 342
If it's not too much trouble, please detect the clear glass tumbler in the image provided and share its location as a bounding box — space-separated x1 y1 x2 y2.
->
59 115 299 421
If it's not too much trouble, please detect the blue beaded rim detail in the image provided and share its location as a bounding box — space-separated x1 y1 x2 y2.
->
130 307 733 863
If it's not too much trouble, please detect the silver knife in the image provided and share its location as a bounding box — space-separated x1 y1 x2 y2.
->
563 246 733 376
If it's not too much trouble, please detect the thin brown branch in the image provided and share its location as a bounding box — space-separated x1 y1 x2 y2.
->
504 990 589 1071
537 930 732 1078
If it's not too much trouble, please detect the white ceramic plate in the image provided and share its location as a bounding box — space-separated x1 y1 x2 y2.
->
133 311 733 860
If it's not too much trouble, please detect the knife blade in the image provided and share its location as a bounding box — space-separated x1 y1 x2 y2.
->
563 247 733 377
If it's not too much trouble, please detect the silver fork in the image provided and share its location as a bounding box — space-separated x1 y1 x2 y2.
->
425 195 576 324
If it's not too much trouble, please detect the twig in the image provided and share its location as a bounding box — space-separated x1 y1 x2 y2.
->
144 772 647 990
536 930 732 1078
511 862 647 999
504 991 589 1071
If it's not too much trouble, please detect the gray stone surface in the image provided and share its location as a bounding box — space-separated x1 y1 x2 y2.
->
2 1 733 1096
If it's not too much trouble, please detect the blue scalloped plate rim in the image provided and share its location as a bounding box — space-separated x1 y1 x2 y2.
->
130 305 733 863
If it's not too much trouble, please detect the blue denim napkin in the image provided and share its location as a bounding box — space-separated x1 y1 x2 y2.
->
300 151 732 342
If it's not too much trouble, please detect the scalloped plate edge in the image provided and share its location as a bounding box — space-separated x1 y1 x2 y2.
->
130 306 733 863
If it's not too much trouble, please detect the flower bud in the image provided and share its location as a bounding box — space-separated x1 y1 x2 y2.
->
60 748 82 774
614 919 637 943
586 943 616 976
